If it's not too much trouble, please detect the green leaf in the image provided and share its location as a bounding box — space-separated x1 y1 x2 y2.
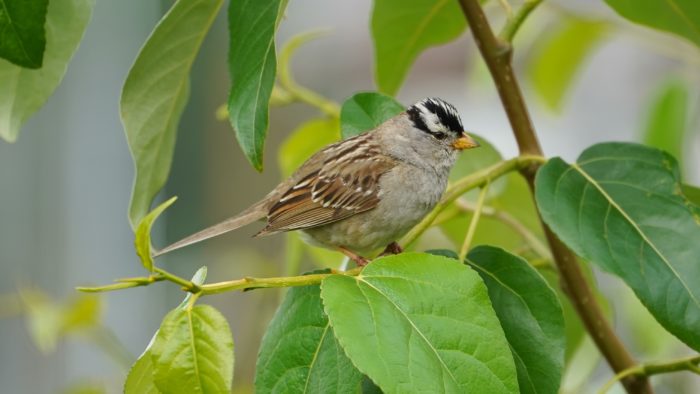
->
21 289 63 353
321 253 519 393
0 0 93 142
61 294 101 331
121 0 222 227
604 0 700 47
135 196 177 271
278 118 339 178
227 0 287 171
528 19 608 111
0 0 48 68
371 0 466 95
177 266 208 310
151 304 234 394
535 142 700 351
682 183 700 206
125 350 161 394
21 290 103 353
255 274 362 393
340 92 404 139
467 246 565 394
643 79 688 163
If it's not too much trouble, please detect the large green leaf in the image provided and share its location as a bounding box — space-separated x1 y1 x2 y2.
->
124 351 160 394
535 142 700 351
340 92 404 139
467 246 565 394
150 304 234 393
0 0 93 142
256 275 362 393
371 0 466 95
121 0 222 227
604 0 700 47
278 118 339 178
227 0 286 171
528 18 608 111
643 79 688 163
321 253 519 393
0 0 48 68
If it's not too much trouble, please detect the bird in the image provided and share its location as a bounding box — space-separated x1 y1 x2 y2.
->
153 97 479 266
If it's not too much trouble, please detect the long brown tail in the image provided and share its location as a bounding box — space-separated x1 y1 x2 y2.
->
153 201 267 257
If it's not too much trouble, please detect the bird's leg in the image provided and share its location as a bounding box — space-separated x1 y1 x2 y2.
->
380 241 403 256
337 246 370 267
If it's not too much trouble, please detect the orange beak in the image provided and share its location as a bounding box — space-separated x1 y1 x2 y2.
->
451 133 480 150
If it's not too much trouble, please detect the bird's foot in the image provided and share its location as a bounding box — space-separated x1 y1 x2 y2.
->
380 241 403 256
338 246 370 267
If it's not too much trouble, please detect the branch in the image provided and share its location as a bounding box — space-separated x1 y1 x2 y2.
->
78 267 362 295
598 355 700 394
200 267 362 295
457 1 651 392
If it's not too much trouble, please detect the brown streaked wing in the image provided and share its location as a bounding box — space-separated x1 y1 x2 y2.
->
257 140 396 235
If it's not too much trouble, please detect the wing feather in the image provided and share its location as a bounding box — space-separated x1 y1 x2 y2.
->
256 136 396 235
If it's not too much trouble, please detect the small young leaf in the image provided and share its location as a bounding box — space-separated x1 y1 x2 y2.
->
278 118 339 178
340 92 404 139
177 266 207 309
0 0 48 68
528 18 607 111
0 0 93 142
371 0 466 95
535 142 700 351
124 350 161 394
643 79 688 163
255 275 362 393
604 0 700 47
321 253 519 393
135 196 177 272
151 304 234 393
228 0 287 171
121 0 223 227
467 246 565 394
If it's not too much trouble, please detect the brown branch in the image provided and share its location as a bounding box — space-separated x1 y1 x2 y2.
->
457 1 652 392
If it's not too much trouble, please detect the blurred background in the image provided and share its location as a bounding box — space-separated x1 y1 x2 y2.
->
1 0 698 393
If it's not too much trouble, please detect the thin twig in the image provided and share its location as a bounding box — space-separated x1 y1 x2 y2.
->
455 199 551 260
278 31 341 118
459 182 489 261
598 355 700 394
78 267 363 295
457 1 650 392
200 267 362 295
499 0 544 43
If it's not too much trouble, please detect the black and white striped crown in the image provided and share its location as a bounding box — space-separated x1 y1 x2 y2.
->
407 97 464 136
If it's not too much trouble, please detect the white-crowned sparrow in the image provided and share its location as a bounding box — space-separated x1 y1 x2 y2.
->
154 97 479 265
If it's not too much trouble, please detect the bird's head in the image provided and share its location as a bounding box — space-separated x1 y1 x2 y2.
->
405 97 479 152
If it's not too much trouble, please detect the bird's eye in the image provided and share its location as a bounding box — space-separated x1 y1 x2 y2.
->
432 131 447 140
